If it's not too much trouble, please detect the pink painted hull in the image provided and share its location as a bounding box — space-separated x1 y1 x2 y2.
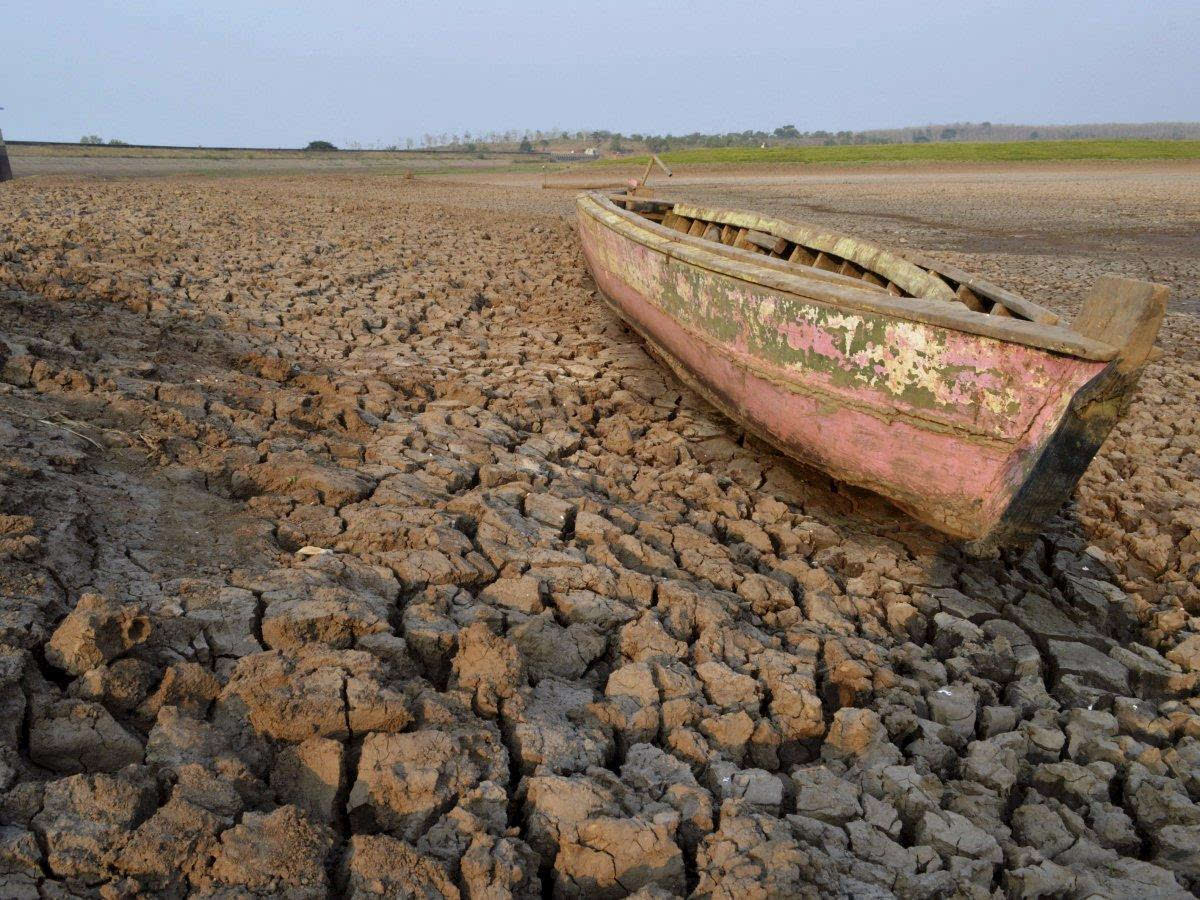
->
576 196 1116 547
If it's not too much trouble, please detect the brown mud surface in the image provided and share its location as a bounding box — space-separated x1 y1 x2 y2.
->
0 165 1198 898
7 153 516 180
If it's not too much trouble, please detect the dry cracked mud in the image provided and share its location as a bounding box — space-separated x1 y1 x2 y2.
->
0 167 1198 898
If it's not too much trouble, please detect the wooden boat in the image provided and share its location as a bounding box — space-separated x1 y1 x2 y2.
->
575 191 1167 552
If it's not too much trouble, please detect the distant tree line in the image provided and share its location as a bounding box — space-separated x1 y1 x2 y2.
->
408 121 1200 154
80 135 129 146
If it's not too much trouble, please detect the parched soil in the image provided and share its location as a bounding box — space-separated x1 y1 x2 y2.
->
0 168 1198 898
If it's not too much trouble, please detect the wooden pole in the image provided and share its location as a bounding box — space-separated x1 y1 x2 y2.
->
0 129 12 182
639 155 655 189
637 154 673 190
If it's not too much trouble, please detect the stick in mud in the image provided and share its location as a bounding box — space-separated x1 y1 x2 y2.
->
0 129 12 182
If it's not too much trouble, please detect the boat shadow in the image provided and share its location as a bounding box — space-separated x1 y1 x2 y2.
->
722 425 1148 659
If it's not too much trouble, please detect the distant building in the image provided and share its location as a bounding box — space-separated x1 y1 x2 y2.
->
583 147 599 157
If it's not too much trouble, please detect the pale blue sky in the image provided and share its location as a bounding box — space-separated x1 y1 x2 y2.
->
3 0 1197 146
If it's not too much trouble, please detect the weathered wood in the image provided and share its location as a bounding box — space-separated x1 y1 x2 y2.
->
720 224 738 245
611 205 887 292
636 154 673 191
813 252 840 272
955 284 987 313
788 245 816 266
674 202 958 303
687 219 708 237
905 251 1059 324
840 259 864 278
0 129 12 183
733 228 758 252
1073 276 1168 374
544 180 630 191
608 194 673 212
743 230 789 254
702 223 723 242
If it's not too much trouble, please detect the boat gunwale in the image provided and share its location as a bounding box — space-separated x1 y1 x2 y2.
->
579 191 1117 362
611 193 1059 324
607 195 902 295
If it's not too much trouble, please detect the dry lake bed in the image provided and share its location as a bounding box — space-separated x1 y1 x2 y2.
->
0 160 1198 897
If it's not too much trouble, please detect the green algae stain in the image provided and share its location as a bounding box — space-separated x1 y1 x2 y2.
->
657 257 1027 422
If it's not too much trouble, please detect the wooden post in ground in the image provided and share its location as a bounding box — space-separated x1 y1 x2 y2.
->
0 129 12 182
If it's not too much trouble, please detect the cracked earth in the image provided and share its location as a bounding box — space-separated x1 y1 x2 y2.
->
0 167 1198 898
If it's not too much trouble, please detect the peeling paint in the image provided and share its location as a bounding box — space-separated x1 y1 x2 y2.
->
581 210 1087 442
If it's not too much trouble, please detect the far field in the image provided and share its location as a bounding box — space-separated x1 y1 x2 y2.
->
2 142 548 178
608 138 1200 167
6 138 1200 179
